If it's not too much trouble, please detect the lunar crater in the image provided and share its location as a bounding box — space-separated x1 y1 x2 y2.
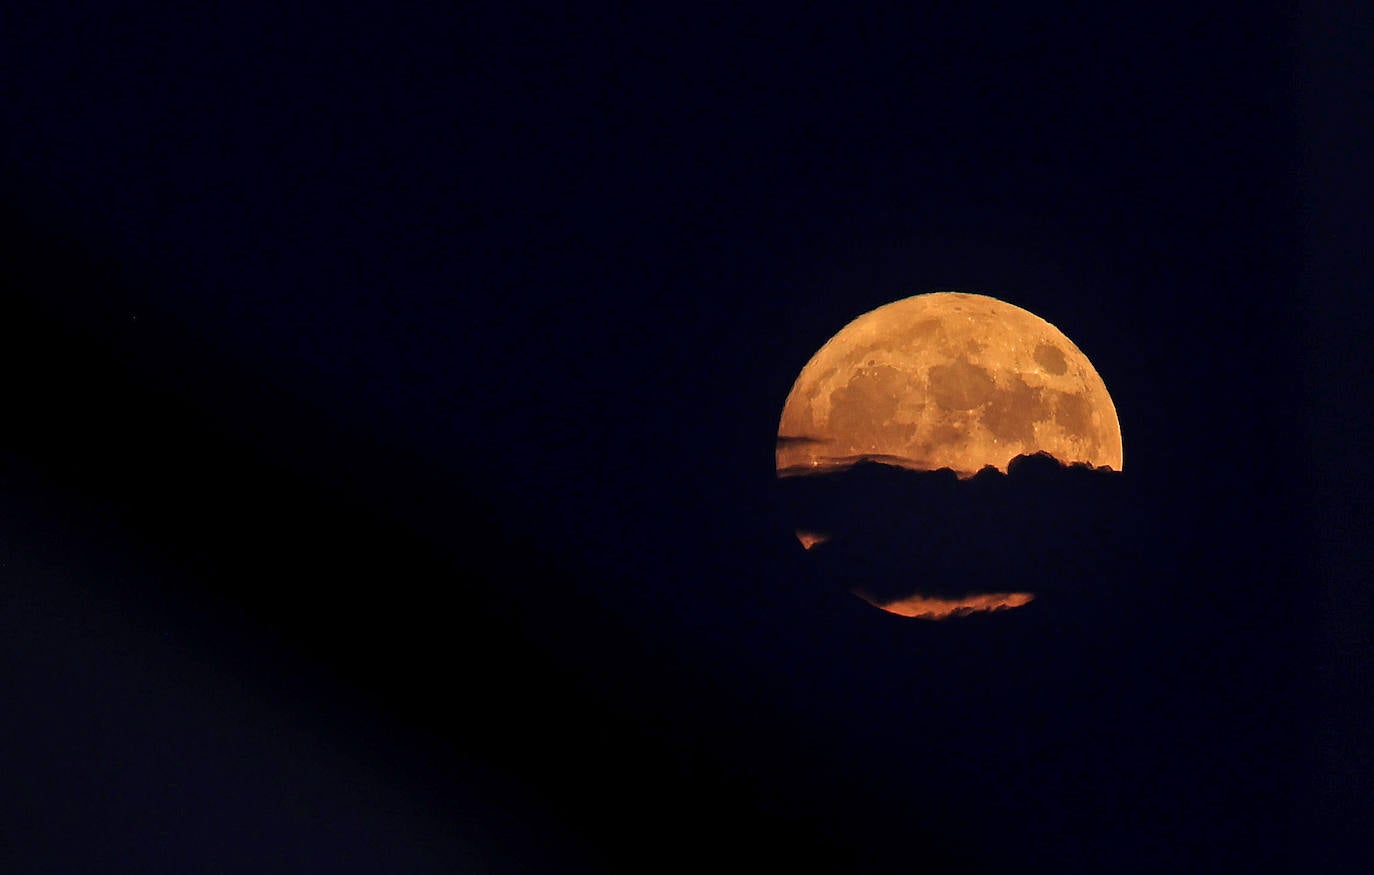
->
1034 342 1069 375
927 359 996 411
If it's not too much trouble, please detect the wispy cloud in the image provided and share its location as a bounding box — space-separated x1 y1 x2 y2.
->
855 590 1035 620
775 434 831 447
775 453 927 478
793 530 832 550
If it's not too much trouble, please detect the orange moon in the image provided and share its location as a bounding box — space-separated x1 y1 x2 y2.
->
777 292 1122 620
777 292 1122 478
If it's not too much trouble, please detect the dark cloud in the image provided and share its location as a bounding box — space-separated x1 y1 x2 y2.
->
775 434 831 447
763 448 1304 872
776 452 1150 604
776 452 922 477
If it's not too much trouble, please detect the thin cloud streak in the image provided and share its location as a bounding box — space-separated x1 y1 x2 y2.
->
855 589 1035 620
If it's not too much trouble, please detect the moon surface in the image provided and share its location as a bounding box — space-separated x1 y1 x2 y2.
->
777 292 1122 477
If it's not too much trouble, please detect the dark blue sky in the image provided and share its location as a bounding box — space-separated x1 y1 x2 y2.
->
1 3 1370 872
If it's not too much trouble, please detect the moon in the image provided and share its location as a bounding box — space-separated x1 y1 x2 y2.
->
777 292 1123 620
777 292 1122 477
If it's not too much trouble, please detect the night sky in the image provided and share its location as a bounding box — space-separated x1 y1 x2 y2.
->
2 3 1371 873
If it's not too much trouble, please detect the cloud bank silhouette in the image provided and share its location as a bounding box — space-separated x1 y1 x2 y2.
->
776 452 1136 614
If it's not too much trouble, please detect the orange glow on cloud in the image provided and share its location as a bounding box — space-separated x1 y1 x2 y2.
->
794 530 832 550
859 591 1035 620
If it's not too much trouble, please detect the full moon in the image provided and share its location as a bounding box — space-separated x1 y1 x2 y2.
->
777 292 1122 477
777 292 1123 619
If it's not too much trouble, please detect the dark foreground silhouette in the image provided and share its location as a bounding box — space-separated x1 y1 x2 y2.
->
776 452 1136 608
